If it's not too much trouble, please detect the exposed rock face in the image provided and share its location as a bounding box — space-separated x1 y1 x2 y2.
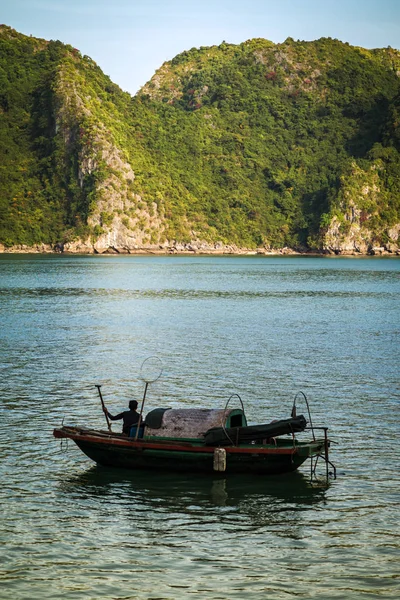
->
61 239 258 255
89 197 165 254
53 57 171 254
324 218 400 255
324 216 369 254
62 238 93 253
0 243 54 253
322 162 400 255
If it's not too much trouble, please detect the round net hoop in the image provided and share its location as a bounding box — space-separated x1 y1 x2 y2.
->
140 356 163 384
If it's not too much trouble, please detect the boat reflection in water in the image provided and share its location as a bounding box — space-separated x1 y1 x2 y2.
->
59 466 329 513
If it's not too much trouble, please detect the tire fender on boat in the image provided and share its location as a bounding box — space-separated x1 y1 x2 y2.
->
213 448 227 472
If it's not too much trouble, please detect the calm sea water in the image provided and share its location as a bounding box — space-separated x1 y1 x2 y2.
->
0 254 399 600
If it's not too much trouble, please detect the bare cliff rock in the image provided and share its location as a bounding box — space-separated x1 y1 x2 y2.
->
322 162 400 255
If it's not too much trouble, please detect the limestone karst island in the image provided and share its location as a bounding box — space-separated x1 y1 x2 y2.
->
0 25 399 255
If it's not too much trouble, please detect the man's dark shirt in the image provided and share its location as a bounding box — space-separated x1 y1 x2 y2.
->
107 409 140 435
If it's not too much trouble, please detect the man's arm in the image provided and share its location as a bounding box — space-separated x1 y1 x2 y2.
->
103 408 124 421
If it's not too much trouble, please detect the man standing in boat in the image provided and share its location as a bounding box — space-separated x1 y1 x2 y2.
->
103 400 141 435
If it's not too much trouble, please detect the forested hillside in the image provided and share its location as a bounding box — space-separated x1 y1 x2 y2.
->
1 25 399 253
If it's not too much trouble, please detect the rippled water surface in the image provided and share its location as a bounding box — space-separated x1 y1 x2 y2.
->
0 254 399 599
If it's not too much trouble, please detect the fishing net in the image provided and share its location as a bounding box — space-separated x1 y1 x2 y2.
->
140 356 163 384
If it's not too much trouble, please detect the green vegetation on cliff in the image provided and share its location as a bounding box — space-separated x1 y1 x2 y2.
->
0 26 400 251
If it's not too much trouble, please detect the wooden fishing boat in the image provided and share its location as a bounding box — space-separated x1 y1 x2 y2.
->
53 403 335 477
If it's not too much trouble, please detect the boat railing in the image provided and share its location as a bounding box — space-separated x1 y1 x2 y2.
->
304 425 336 480
292 391 315 440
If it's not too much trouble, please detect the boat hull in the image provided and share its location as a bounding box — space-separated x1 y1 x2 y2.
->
54 427 325 475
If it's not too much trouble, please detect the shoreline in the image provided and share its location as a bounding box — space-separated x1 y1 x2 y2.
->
0 242 399 257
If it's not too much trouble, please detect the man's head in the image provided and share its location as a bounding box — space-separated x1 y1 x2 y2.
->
129 400 138 411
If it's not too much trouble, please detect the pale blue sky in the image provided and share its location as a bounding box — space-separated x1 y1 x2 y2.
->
1 0 399 95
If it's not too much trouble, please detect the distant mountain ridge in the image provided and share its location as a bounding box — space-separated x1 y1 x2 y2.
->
0 25 399 254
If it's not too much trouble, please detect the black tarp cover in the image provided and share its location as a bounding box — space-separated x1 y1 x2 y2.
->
204 415 307 446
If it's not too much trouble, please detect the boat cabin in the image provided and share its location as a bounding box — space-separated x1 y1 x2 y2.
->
142 407 247 441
